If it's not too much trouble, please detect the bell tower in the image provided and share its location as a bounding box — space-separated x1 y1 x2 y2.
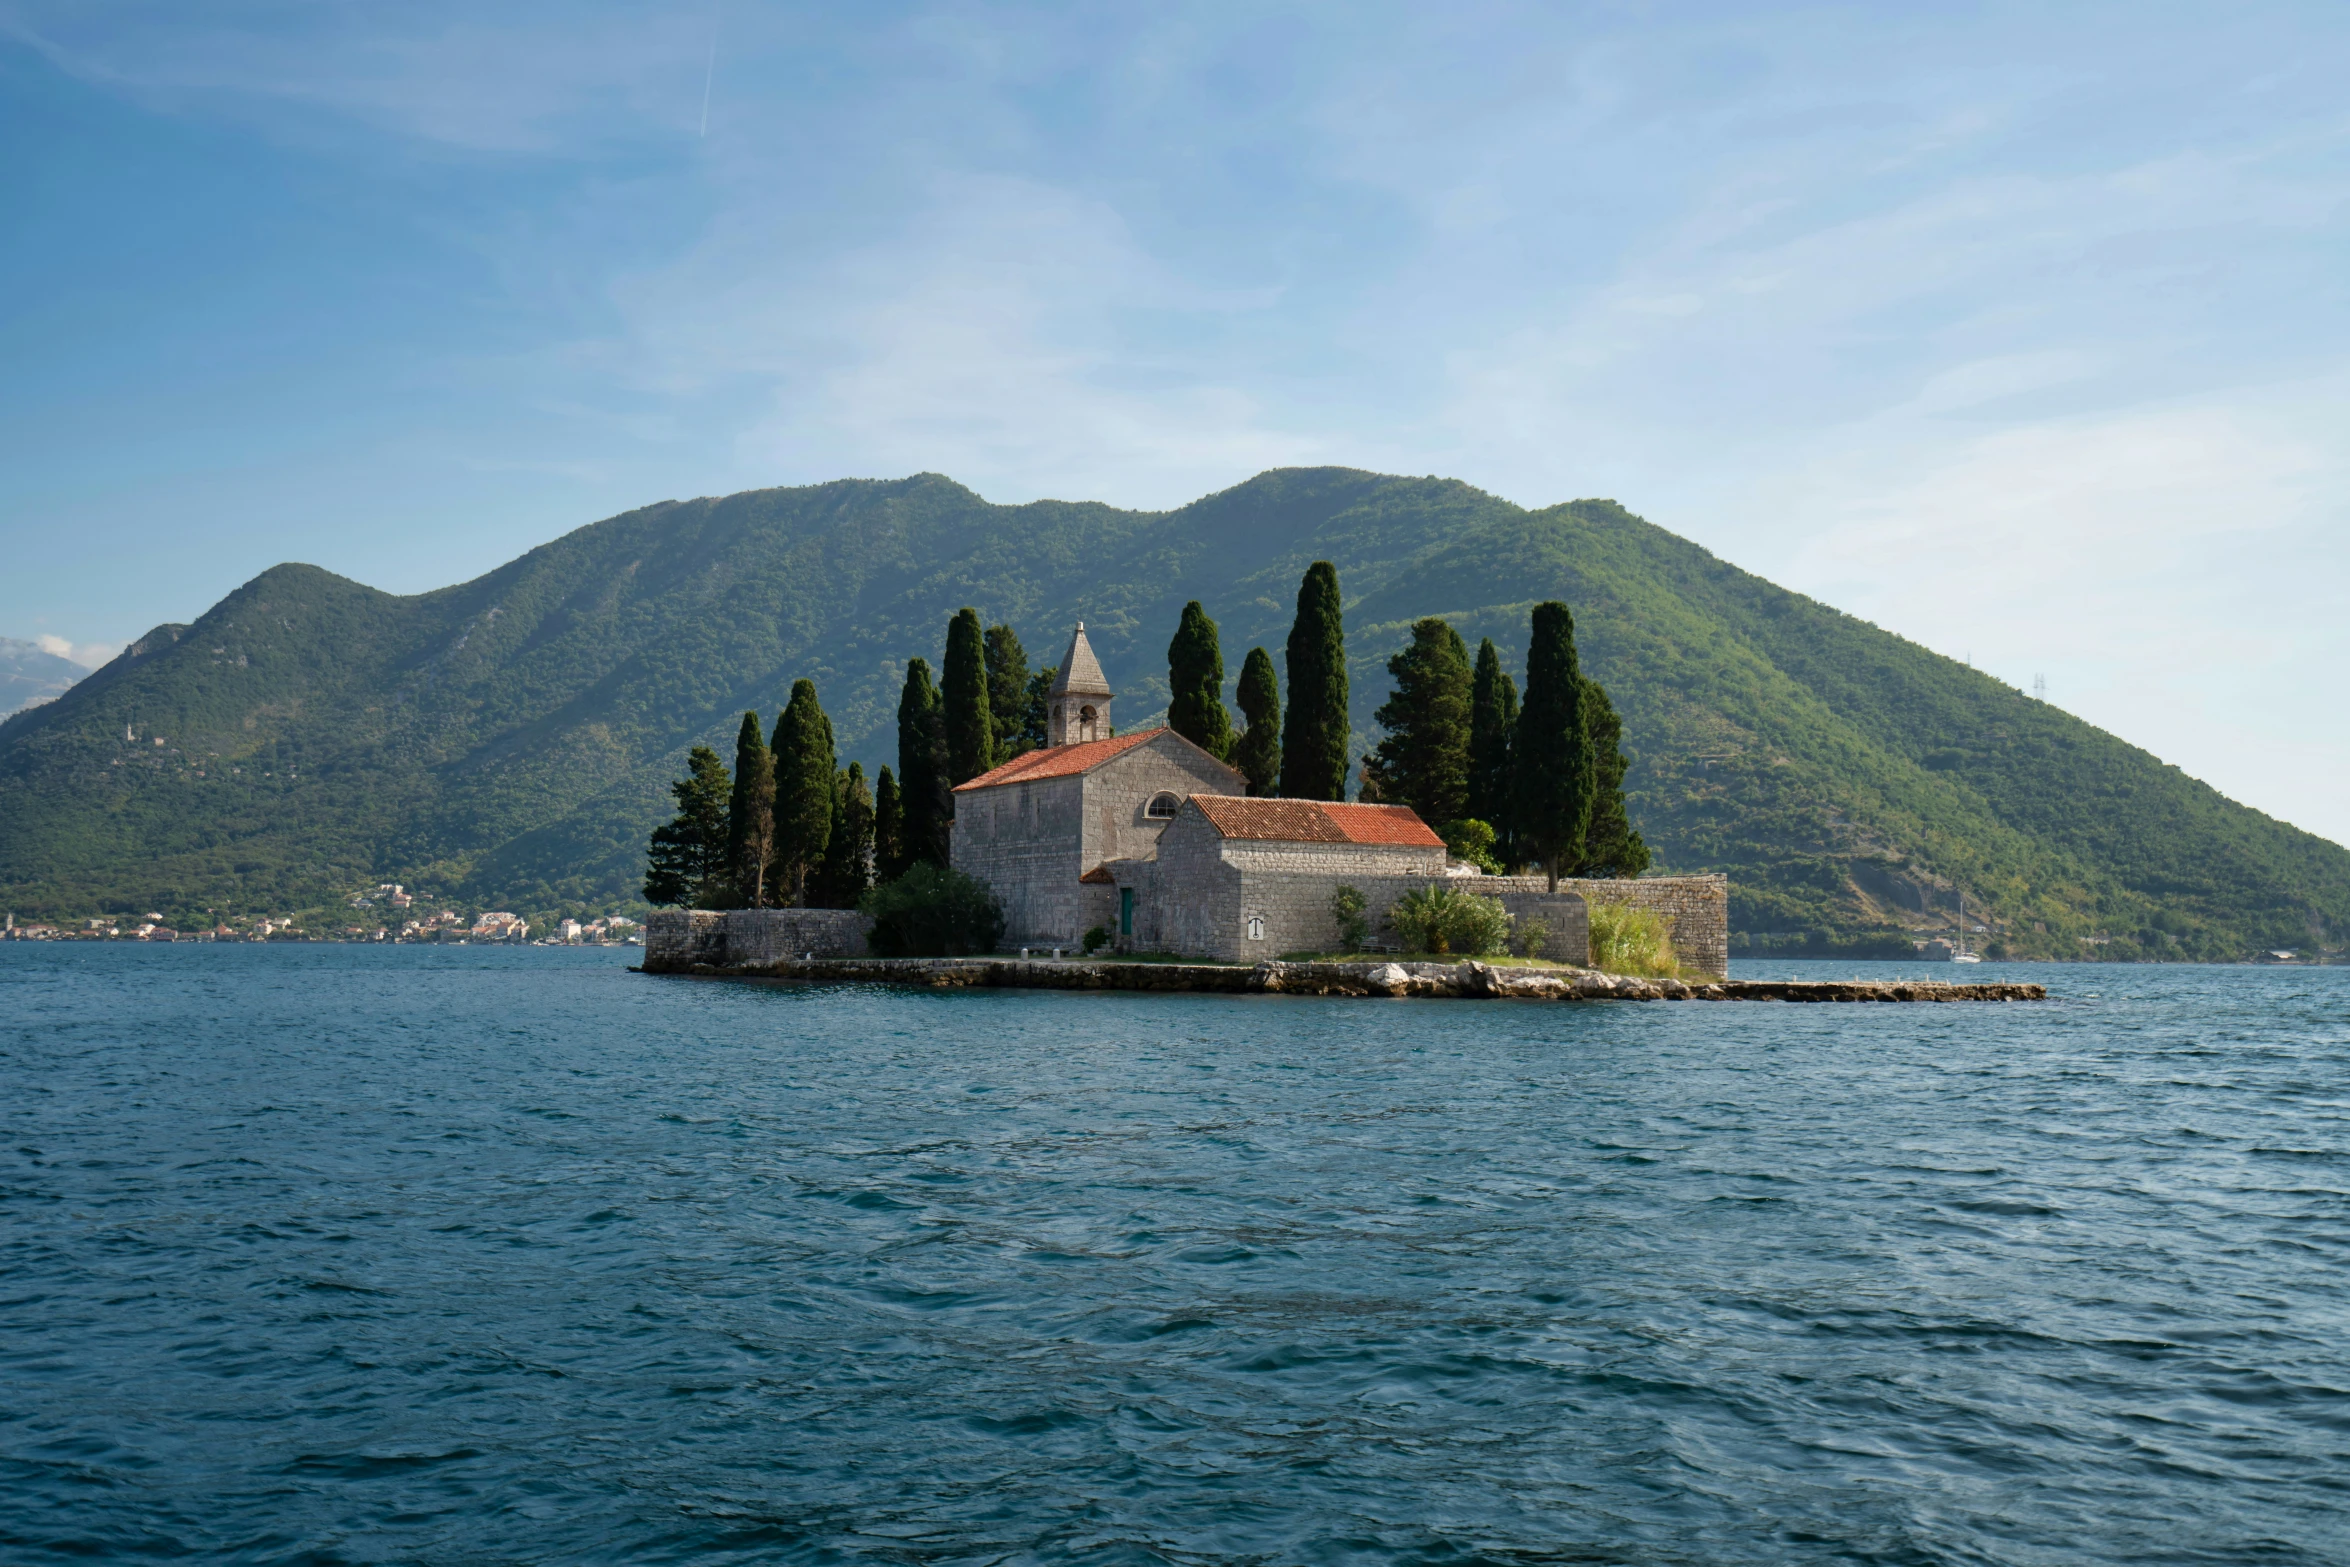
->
1047 622 1114 746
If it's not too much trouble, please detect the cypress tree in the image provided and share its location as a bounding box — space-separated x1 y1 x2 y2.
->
770 680 836 906
1514 602 1594 892
983 625 1032 765
896 659 951 868
725 711 777 907
1366 618 1472 829
1021 667 1054 753
811 761 875 908
1279 561 1349 801
943 608 995 786
1231 646 1281 796
873 766 906 882
1166 600 1233 759
643 745 731 907
1467 637 1519 860
1569 678 1651 879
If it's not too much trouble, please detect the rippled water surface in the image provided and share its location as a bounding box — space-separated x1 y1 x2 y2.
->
3 946 2346 1564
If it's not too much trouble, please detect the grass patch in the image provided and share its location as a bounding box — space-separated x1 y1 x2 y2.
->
1588 903 1680 978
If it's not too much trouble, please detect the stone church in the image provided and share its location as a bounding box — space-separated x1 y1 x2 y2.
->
950 623 1735 968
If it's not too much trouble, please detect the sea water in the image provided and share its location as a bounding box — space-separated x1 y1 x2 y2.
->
2 944 2344 1564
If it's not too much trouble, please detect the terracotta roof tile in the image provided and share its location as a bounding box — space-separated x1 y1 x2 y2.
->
1077 865 1116 884
952 728 1163 792
1186 795 1444 848
1320 802 1450 847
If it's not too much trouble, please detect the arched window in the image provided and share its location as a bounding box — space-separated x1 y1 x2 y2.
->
1145 792 1181 820
1077 704 1098 742
1245 914 1266 941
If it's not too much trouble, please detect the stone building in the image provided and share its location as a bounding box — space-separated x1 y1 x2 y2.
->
945 621 1730 975
950 640 1245 946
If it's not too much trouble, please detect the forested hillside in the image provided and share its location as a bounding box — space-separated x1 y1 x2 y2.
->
1 468 2341 958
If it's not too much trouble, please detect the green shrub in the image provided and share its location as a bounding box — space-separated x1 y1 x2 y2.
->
860 864 1005 957
1437 818 1503 874
1081 924 1110 955
1387 884 1511 957
1588 902 1677 976
1331 885 1369 953
1514 916 1551 960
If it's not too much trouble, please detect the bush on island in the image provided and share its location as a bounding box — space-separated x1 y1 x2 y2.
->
1588 902 1677 977
860 864 1005 957
1330 885 1369 953
1438 817 1503 875
1081 924 1111 955
1387 885 1510 957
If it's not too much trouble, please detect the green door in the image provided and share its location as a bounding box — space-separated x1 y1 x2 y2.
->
1119 888 1134 936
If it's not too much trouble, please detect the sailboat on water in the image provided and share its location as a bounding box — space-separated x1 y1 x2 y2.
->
1952 891 1984 963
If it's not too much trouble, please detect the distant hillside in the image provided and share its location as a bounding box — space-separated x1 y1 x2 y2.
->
0 637 84 718
1 468 2342 959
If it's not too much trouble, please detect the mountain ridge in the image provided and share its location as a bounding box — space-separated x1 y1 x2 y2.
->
1 467 2340 959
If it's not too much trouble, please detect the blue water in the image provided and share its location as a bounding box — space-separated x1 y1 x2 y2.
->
3 947 2346 1565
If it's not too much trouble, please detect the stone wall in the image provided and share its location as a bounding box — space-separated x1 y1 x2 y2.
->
1479 874 1730 978
644 908 873 972
1104 845 1726 975
950 772 1089 945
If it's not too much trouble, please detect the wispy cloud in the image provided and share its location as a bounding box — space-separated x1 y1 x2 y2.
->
34 633 120 668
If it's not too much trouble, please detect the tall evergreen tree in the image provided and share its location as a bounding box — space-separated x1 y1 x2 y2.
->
896 659 951 868
1568 678 1651 879
1279 560 1350 801
725 711 777 907
1467 637 1520 858
1231 646 1281 796
769 680 836 906
643 745 731 907
873 765 906 883
1165 600 1233 759
1021 667 1055 753
943 608 995 786
983 624 1032 765
1365 618 1473 829
1514 602 1595 892
811 761 875 908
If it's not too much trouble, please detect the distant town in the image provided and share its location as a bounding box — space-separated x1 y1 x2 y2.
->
1 884 642 945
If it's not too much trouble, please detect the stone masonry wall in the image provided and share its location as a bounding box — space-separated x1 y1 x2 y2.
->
950 773 1087 945
645 908 872 972
1105 842 1725 974
1480 874 1730 978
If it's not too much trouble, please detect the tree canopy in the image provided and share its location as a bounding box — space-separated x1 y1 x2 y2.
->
1232 646 1281 797
1365 617 1472 828
1166 600 1233 760
1279 561 1349 801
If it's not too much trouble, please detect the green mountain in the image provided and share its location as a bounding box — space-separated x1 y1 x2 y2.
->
2 468 2341 959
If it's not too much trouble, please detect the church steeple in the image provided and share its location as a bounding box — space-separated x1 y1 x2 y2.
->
1048 622 1113 746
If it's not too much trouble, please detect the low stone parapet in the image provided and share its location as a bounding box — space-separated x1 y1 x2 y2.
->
644 908 874 972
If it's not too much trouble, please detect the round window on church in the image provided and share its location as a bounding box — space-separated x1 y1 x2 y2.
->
1145 792 1181 819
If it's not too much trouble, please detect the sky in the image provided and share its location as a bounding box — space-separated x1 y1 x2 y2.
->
2 0 2345 843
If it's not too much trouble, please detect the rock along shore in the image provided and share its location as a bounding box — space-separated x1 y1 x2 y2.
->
639 955 2044 1003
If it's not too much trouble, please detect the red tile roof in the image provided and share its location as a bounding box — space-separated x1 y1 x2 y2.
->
952 728 1165 792
1077 865 1116 884
1186 795 1445 848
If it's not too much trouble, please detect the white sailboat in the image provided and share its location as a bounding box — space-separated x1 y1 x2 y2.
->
1951 891 1983 963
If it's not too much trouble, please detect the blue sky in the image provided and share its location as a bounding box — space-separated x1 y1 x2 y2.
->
3 0 2346 843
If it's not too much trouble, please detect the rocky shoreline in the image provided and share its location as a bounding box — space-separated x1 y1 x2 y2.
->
638 954 2045 1003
